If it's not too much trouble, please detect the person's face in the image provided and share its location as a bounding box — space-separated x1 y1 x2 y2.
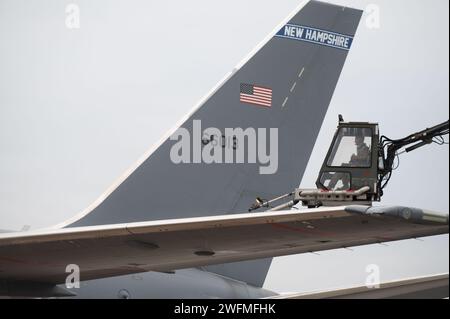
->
355 136 364 145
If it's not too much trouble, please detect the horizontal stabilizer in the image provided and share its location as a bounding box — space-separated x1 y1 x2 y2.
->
0 206 447 286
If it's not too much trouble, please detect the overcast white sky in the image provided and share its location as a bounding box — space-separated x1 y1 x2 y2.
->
0 0 448 293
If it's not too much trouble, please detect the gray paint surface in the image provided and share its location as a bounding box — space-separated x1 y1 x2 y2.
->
64 0 362 288
62 269 276 299
68 1 362 226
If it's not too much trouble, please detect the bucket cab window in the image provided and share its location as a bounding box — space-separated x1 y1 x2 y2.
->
320 172 351 191
327 127 373 168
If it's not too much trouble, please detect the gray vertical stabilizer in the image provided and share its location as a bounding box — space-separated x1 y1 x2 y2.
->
62 1 363 287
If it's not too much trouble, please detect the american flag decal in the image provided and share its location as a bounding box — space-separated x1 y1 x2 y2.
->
240 83 272 108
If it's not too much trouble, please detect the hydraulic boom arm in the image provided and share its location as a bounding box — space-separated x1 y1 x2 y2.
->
378 120 449 194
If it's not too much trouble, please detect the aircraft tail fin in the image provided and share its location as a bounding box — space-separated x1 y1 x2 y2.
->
60 0 363 287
